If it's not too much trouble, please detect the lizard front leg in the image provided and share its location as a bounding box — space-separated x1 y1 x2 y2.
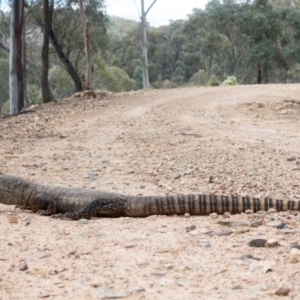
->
52 197 126 220
28 194 57 216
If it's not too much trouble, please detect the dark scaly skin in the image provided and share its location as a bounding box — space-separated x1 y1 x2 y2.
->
1 175 300 220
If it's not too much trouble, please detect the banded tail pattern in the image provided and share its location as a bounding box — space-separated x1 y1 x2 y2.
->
127 194 300 217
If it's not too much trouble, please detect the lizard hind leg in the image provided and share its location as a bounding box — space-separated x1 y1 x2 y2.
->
28 193 57 216
52 197 126 220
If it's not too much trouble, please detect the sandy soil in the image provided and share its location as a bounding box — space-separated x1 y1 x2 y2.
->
1 84 300 299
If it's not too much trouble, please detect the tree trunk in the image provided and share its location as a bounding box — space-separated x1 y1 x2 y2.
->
41 0 53 103
257 63 262 84
140 0 156 89
49 29 82 92
141 0 149 88
78 0 93 90
22 6 30 108
9 0 25 114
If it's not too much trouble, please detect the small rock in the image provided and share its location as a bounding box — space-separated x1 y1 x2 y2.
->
126 286 145 292
248 238 267 248
275 286 291 296
280 228 295 234
77 219 89 224
251 219 263 227
174 174 181 179
223 212 231 218
232 285 243 290
184 213 190 218
245 209 253 214
103 291 126 299
265 239 279 248
185 224 197 232
217 220 249 227
124 243 136 248
216 228 234 236
263 261 274 273
287 156 296 162
18 261 28 271
38 253 51 259
268 221 286 229
290 248 300 255
267 208 277 214
290 242 300 250
200 241 211 250
156 277 172 286
209 213 219 219
290 256 299 264
241 254 260 261
177 278 189 286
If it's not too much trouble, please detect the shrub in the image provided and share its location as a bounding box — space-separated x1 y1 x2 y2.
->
206 75 219 86
221 76 238 86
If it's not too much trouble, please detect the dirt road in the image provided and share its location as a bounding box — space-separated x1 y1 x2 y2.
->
1 84 300 299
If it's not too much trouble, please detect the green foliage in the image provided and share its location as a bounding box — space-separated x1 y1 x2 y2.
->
221 76 238 86
0 57 9 111
188 70 210 86
93 56 137 92
161 79 177 89
27 85 43 104
132 66 143 89
1 100 9 114
49 66 74 99
206 75 219 86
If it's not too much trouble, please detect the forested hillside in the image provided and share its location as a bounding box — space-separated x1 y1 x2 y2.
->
1 0 300 113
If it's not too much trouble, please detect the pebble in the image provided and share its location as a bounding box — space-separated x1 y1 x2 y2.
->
209 213 219 219
268 221 286 229
289 256 299 264
265 239 279 248
248 238 267 248
290 242 300 250
156 277 172 285
177 278 189 286
124 243 136 248
275 286 291 296
262 261 274 273
222 212 231 218
185 224 197 232
103 291 126 299
200 241 211 250
126 286 145 292
279 229 295 234
267 208 277 213
241 254 260 261
287 156 296 161
216 228 234 236
38 253 51 259
290 248 300 255
250 220 263 227
217 220 249 227
77 219 89 224
184 213 190 218
18 261 28 271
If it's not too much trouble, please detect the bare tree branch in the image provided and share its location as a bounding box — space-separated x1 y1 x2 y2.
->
145 0 157 16
0 40 9 52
